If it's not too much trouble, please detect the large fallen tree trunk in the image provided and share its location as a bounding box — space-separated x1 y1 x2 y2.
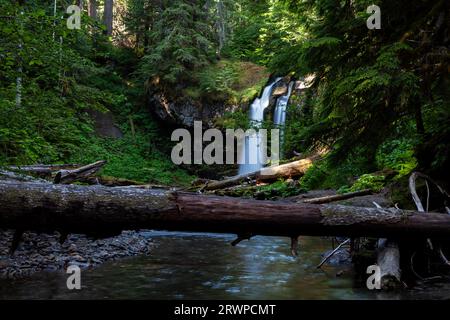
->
205 156 318 190
0 181 450 239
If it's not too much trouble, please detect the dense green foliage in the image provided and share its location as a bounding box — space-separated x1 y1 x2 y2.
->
132 0 215 84
0 0 448 191
0 0 193 186
271 0 449 187
221 0 449 189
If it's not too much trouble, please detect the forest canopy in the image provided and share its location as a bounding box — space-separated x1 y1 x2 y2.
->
0 0 448 189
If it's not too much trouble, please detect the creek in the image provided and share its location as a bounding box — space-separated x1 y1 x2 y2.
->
1 232 449 299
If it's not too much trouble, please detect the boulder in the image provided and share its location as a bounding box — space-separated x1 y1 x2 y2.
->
272 80 289 97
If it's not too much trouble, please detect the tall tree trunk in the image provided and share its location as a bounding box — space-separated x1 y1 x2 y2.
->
89 0 97 19
415 103 425 134
103 0 113 36
77 0 84 11
16 9 24 108
15 46 22 108
216 0 226 55
143 5 150 52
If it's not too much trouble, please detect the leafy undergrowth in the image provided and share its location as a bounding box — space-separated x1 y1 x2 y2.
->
216 179 306 200
299 135 419 194
338 174 386 194
254 180 307 199
69 132 194 187
375 137 418 179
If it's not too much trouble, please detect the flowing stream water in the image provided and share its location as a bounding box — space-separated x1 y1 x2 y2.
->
1 80 448 300
1 232 449 300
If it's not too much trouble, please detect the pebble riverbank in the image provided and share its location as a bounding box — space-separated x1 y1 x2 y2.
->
0 230 153 279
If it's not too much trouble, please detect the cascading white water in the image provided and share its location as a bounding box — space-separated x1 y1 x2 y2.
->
273 81 294 157
238 78 281 175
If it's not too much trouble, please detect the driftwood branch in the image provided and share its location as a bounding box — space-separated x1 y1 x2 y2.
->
409 172 449 212
302 189 372 204
409 172 450 266
317 239 350 269
231 233 253 246
291 236 300 257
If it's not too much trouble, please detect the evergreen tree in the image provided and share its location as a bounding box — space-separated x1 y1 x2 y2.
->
278 0 449 178
135 0 215 84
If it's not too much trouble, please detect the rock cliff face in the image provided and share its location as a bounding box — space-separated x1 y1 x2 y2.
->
148 77 294 129
149 93 241 128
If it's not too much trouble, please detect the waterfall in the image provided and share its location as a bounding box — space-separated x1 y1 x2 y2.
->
273 81 294 157
238 78 281 175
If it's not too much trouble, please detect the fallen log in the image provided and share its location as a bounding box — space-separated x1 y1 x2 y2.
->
205 156 318 190
6 164 81 178
1 181 450 239
80 175 144 187
377 239 402 289
302 189 372 204
5 162 107 184
0 169 49 183
54 160 107 184
258 156 319 180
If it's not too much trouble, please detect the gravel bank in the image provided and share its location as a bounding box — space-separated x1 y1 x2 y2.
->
0 230 153 279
